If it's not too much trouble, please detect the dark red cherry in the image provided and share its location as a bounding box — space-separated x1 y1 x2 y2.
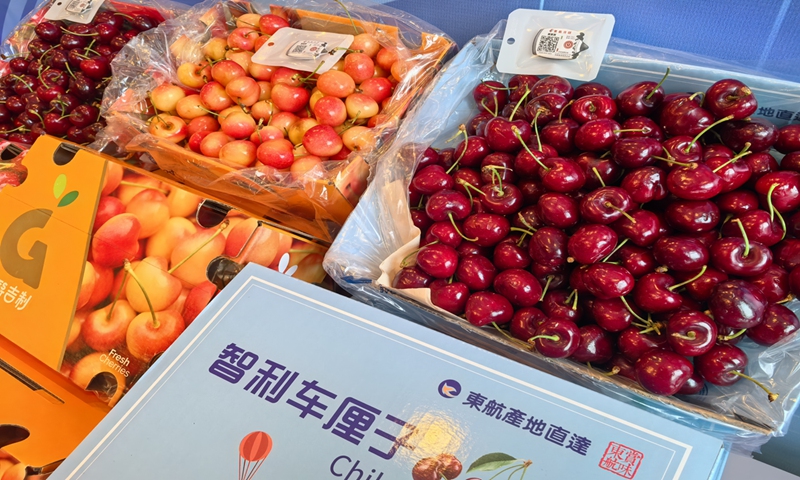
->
455 255 496 291
721 210 784 247
131 15 158 31
616 78 666 117
746 152 780 189
480 153 516 184
415 244 459 279
412 165 453 195
755 171 800 213
423 221 463 249
540 118 578 155
667 164 723 200
510 307 547 341
775 124 800 154
774 239 800 270
749 264 789 303
529 226 569 267
465 291 513 326
570 325 614 364
678 372 706 395
484 117 530 153
525 93 569 126
454 135 491 168
662 135 703 166
541 290 583 322
715 190 759 215
615 245 658 278
531 75 573 99
462 213 510 247
579 186 633 224
710 235 772 277
570 94 617 124
674 267 728 303
574 118 620 152
508 74 540 102
425 189 471 222
611 137 661 169
632 272 682 313
539 157 586 193
411 209 433 233
430 279 470 315
493 269 542 307
393 266 432 289
746 304 800 346
719 118 779 152
705 79 758 120
660 94 714 137
472 81 508 112
621 166 668 204
530 318 581 358
537 193 579 228
710 279 767 329
573 82 611 98
665 199 720 233
591 297 635 332
493 242 531 271
480 183 523 215
653 235 709 272
584 263 634 300
567 224 617 265
575 152 623 190
666 310 717 356
635 350 693 396
612 209 663 247
705 154 751 193
620 116 664 141
35 20 65 44
695 344 748 386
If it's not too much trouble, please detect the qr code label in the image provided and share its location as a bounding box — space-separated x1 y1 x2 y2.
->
287 40 329 59
537 33 560 53
599 442 644 479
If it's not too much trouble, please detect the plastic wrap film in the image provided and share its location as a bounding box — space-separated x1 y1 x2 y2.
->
95 0 455 243
0 0 187 70
323 20 800 454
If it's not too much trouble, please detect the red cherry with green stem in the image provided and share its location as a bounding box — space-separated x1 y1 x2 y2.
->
573 81 611 98
425 189 471 223
610 137 661 169
485 113 531 153
529 226 569 267
423 221 463 249
524 93 568 127
774 239 800 270
493 269 542 307
514 145 546 179
621 166 668 204
635 349 693 396
95 23 120 44
706 149 753 193
529 318 581 358
571 94 618 124
579 186 633 225
465 291 513 326
749 264 789 303
462 213 510 247
653 236 709 272
747 304 800 346
621 116 665 141
678 372 706 395
570 325 614 364
666 310 717 356
614 245 658 278
538 157 586 193
716 190 760 216
455 254 496 291
616 67 669 117
412 165 454 195
513 206 545 232
695 344 778 402
672 267 727 303
79 56 110 80
532 75 574 99
480 183 523 216
592 297 640 332
711 219 773 276
584 263 635 299
536 193 579 228
612 209 664 247
541 290 583 322
720 118 779 152
721 209 784 247
468 112 494 136
540 117 578 155
632 272 683 313
415 243 459 279
480 153 516 184
575 152 623 190
574 118 621 152
780 152 800 174
393 266 432 289
508 74 540 101
453 133 490 168
567 224 617 265
430 279 470 315
453 168 482 195
510 307 547 341
35 20 66 44
705 79 758 120
472 80 508 113
666 163 723 200
493 242 531 271
69 104 100 128
756 171 800 215
709 279 768 329
43 112 71 136
660 92 715 137
661 136 702 166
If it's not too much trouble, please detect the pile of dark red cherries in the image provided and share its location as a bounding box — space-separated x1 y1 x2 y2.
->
393 71 800 401
0 9 162 146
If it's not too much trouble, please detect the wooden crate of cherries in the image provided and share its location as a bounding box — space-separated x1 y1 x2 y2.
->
390 70 800 409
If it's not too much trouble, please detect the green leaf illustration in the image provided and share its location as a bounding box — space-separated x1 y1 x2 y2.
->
466 453 519 473
58 190 79 207
53 174 67 199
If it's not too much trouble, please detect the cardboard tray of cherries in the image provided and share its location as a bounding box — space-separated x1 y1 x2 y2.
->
324 29 800 444
92 0 455 243
0 0 186 147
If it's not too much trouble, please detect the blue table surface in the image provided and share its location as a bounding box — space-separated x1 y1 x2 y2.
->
1 0 799 475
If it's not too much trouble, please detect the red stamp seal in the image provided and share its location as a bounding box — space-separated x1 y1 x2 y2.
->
599 442 644 479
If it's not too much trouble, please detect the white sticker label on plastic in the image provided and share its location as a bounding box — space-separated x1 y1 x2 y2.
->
251 27 353 75
44 0 105 24
497 9 615 81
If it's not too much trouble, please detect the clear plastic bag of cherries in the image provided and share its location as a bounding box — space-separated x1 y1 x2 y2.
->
0 0 186 146
324 20 800 452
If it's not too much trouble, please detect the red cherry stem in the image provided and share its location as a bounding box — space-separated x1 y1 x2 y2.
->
60 27 98 37
446 124 468 174
668 265 707 291
592 167 606 187
449 212 478 241
295 61 324 85
479 97 498 117
620 296 648 323
510 226 536 238
333 0 360 35
732 219 750 258
491 322 532 349
64 62 76 79
10 75 33 93
645 67 670 101
508 87 530 122
123 259 158 327
653 155 694 168
480 82 513 91
558 100 573 122
399 241 435 268
688 91 703 102
718 328 746 342
515 127 549 171
605 202 636 223
712 142 752 173
601 238 629 263
106 268 128 321
567 289 579 310
672 330 697 341
685 114 734 153
638 321 664 335
168 220 229 274
516 211 538 233
539 275 553 302
777 294 795 304
604 365 622 376
528 334 560 343
765 183 787 239
731 370 779 402
532 110 543 152
613 128 646 134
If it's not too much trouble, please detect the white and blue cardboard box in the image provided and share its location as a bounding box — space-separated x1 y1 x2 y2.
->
51 264 728 480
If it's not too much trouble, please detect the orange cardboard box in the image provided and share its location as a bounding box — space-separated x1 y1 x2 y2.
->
0 135 329 408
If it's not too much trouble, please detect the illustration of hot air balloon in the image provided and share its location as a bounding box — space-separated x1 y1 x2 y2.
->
238 431 273 480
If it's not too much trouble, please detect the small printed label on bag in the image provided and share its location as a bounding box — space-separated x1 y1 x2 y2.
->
44 0 105 23
287 40 330 59
533 28 589 60
251 27 353 75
